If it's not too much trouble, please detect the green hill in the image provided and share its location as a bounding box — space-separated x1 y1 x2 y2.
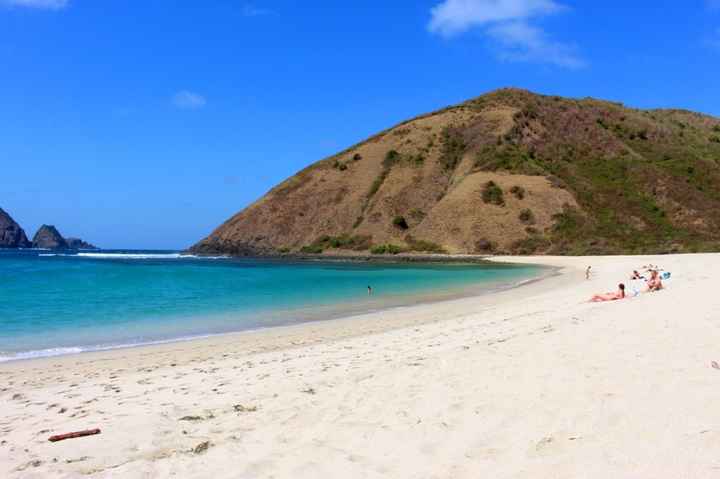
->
192 88 720 256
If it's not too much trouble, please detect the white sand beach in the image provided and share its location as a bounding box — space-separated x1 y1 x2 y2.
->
3 254 720 478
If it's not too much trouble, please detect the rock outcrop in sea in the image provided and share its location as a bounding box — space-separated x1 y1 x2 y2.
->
32 225 69 249
65 237 98 250
0 208 31 248
1 208 99 250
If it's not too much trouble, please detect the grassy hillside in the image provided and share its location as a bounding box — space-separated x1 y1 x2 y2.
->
191 88 720 256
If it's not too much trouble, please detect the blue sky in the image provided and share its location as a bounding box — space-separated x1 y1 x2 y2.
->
1 0 719 249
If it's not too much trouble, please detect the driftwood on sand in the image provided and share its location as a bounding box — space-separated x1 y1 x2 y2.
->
48 428 101 442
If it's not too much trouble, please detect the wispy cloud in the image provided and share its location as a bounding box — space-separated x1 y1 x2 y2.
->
1 0 68 9
172 90 207 110
707 0 720 10
487 20 584 68
428 0 584 68
241 4 272 17
429 0 561 36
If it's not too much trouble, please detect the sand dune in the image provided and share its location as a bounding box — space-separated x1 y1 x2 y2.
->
3 254 720 478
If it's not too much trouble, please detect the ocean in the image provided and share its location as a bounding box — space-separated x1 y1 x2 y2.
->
0 249 545 362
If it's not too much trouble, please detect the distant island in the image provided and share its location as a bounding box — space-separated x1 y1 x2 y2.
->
0 208 97 250
191 88 720 257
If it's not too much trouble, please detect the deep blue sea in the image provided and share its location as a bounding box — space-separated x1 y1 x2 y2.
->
0 249 545 361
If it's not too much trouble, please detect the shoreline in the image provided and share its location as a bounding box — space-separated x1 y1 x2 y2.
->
190 252 504 264
0 259 564 367
5 253 720 478
0 258 559 367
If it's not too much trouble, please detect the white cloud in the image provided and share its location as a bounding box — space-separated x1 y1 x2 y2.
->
487 20 584 68
429 0 561 36
1 0 67 8
172 91 207 110
428 0 583 68
1 0 68 9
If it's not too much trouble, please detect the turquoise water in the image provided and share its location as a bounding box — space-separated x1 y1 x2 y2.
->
0 249 544 361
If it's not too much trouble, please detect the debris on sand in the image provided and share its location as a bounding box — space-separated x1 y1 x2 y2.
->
48 429 101 442
233 404 258 413
192 441 211 454
179 415 205 422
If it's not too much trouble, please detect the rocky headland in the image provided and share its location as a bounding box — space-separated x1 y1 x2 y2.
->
192 88 720 257
0 208 97 250
0 208 31 248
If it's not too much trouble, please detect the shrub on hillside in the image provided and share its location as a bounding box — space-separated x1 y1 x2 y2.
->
392 216 409 230
300 245 323 254
332 159 348 171
511 236 551 255
510 185 525 199
312 234 373 251
371 244 404 255
482 181 505 206
384 150 401 168
551 205 585 236
367 170 389 199
473 144 544 176
405 236 446 253
439 128 466 171
519 208 535 224
474 239 496 253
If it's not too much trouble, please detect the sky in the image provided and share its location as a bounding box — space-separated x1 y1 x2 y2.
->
1 0 719 249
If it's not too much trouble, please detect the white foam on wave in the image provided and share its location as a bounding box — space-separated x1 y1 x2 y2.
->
36 252 229 260
0 334 223 363
74 253 229 260
0 347 84 363
77 252 186 259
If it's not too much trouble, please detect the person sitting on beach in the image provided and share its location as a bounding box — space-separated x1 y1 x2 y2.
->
646 270 663 292
630 270 644 280
590 283 626 302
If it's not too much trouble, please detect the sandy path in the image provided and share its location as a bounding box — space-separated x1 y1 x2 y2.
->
2 254 720 478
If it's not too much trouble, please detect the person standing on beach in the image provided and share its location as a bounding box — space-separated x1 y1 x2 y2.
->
586 266 592 280
368 285 372 295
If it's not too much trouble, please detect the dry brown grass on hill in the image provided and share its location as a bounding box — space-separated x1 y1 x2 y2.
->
191 88 720 256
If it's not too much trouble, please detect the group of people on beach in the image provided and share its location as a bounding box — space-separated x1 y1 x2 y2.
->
589 264 666 302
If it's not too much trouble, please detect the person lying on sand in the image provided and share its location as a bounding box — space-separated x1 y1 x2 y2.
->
646 270 663 292
590 283 626 302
